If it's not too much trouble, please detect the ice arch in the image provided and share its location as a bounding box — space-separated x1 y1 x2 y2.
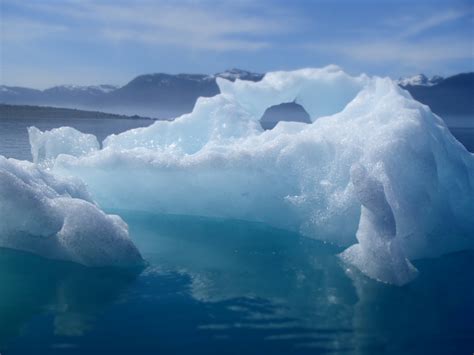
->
27 66 474 285
217 65 368 122
89 66 368 155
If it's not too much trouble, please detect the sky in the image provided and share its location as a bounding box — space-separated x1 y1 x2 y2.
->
1 0 473 89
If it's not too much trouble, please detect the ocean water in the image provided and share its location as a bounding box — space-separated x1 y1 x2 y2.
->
443 115 474 152
0 117 473 354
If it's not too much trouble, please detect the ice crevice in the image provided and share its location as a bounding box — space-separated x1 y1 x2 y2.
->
3 65 473 284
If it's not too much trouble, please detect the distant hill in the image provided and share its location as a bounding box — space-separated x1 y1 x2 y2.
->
0 85 118 109
399 73 474 116
0 69 262 119
0 104 154 120
100 73 219 118
1 70 472 124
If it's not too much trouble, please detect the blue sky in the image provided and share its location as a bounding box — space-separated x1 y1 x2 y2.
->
1 0 473 88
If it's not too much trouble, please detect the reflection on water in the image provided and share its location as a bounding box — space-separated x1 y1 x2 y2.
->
1 212 473 354
0 249 140 351
126 212 356 328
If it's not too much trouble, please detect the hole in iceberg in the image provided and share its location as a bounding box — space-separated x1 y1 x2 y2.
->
259 102 311 130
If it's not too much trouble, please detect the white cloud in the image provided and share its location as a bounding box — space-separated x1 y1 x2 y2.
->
303 6 473 72
1 63 127 89
7 0 298 51
100 28 270 51
305 37 474 65
0 17 67 41
2 0 472 86
398 9 470 38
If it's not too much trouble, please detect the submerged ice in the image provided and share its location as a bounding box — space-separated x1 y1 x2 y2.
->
21 66 474 284
0 156 142 266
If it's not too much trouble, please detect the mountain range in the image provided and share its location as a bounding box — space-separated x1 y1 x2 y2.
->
0 69 262 119
396 74 444 87
398 73 474 116
1 69 472 125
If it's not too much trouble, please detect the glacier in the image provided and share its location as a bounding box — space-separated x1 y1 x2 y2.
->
0 156 142 267
4 65 472 284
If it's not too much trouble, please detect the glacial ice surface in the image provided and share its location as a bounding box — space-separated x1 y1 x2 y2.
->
29 126 99 164
28 66 474 284
0 156 142 266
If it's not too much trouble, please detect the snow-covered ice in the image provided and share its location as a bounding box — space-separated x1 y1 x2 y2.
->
339 164 419 285
14 65 474 284
0 156 142 266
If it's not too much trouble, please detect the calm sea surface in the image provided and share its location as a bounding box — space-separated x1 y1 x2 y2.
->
0 116 473 354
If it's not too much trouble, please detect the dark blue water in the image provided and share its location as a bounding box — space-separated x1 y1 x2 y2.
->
0 212 473 354
0 117 473 354
444 115 474 152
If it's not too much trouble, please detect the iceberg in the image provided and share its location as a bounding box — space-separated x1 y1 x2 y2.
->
28 126 100 165
27 66 474 284
0 156 142 267
339 164 418 285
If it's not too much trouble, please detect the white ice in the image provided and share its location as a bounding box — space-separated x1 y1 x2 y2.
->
29 126 99 165
27 66 474 284
339 164 418 285
0 156 142 266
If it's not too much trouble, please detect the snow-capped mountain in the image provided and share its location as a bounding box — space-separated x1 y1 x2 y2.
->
0 85 42 98
1 70 472 119
215 68 264 82
0 84 119 108
402 72 474 116
397 74 444 87
46 84 119 94
0 70 265 118
99 73 220 117
75 69 263 117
